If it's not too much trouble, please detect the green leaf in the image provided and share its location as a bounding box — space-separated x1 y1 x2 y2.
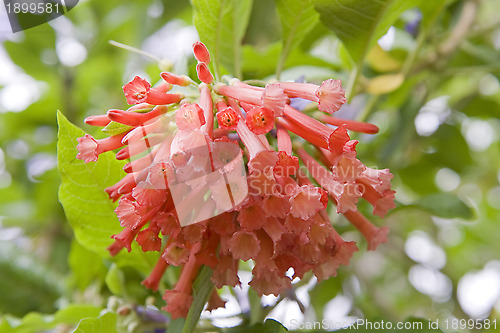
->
192 0 253 79
167 266 214 333
242 43 339 80
101 121 132 136
309 276 341 320
229 319 288 333
417 0 450 31
53 304 102 324
73 312 117 333
105 264 127 296
57 111 124 254
0 304 102 333
262 319 288 333
275 0 320 77
182 265 214 333
413 193 475 220
313 0 417 64
69 240 107 290
0 241 62 316
57 111 155 274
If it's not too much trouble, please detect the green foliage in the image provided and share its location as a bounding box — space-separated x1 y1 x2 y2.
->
57 111 124 254
413 193 475 220
57 111 155 273
0 241 62 316
69 240 107 290
73 311 118 333
230 319 288 333
192 0 253 78
313 0 417 64
275 0 319 77
169 266 214 333
0 304 102 333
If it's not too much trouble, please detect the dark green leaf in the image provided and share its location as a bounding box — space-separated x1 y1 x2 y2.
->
192 0 253 78
413 193 475 220
275 0 319 77
242 43 339 80
0 241 62 316
182 266 214 333
313 0 417 64
229 319 288 333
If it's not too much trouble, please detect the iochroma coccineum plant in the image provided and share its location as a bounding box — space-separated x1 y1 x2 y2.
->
76 41 395 319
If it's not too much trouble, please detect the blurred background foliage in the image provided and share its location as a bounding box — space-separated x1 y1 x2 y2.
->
0 0 499 332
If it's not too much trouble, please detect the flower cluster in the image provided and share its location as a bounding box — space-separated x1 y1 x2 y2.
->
76 42 395 319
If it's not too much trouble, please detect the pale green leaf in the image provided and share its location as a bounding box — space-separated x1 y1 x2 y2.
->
275 0 320 77
105 264 126 296
69 240 107 290
313 0 418 64
73 312 117 333
366 73 405 94
101 121 132 136
192 0 253 78
57 111 155 274
0 305 102 333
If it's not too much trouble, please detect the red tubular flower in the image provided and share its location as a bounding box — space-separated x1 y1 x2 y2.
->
163 251 201 319
105 173 137 201
84 114 111 127
123 76 182 105
278 105 350 153
274 124 299 177
107 105 168 127
160 72 192 86
199 85 214 138
228 230 261 261
115 135 164 160
193 41 211 64
278 79 346 113
136 224 162 252
74 39 397 318
245 106 275 135
297 147 361 213
319 114 380 134
343 210 389 251
290 184 328 220
123 76 151 105
207 289 227 312
142 254 169 291
76 132 127 163
216 106 240 130
196 63 214 84
175 103 206 130
262 83 287 117
261 193 291 219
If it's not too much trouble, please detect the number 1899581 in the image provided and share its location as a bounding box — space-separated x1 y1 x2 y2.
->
6 2 62 14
